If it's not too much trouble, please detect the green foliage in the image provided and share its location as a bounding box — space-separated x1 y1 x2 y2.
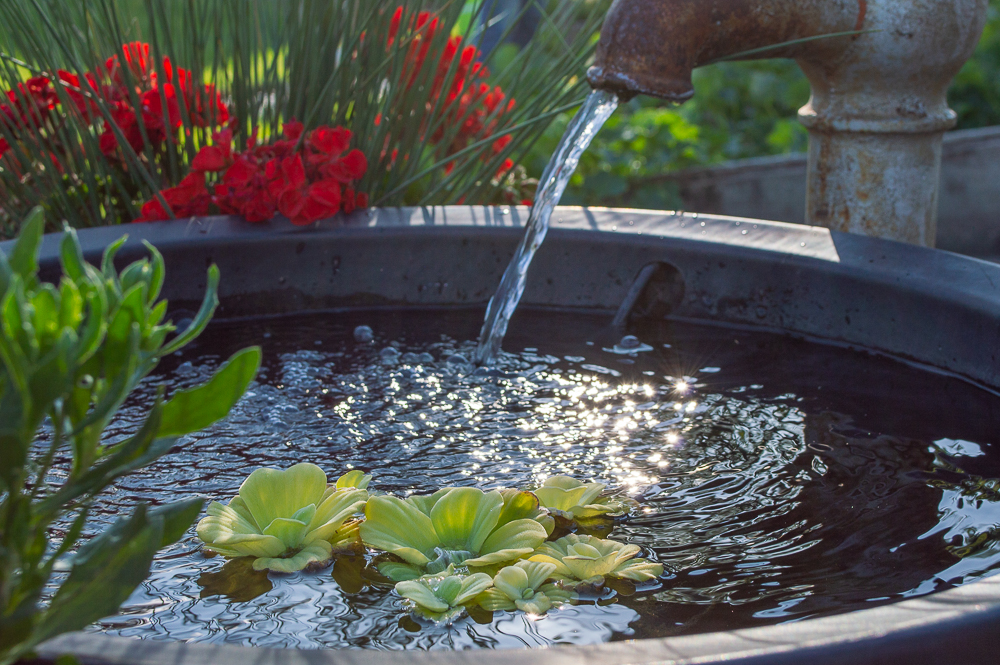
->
0 0 606 235
0 208 261 665
951 0 1000 129
196 464 369 573
360 487 551 581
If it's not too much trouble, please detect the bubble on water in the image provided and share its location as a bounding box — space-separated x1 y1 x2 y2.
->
446 353 469 365
620 335 641 349
400 352 420 364
379 347 400 364
353 325 374 343
606 335 654 355
418 352 435 363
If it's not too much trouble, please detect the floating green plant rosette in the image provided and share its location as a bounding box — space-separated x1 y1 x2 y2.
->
529 534 663 585
478 561 574 615
361 487 550 581
533 475 636 524
394 566 494 623
337 469 372 489
197 463 368 573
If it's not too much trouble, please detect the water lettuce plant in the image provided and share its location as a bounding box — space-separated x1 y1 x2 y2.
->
394 566 493 623
533 475 634 524
478 561 573 615
360 487 549 581
197 463 368 573
197 464 663 625
0 210 260 665
337 469 372 490
530 534 663 585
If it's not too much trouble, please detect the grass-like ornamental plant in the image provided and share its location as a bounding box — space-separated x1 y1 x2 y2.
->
0 209 260 665
361 487 549 581
533 475 635 524
530 534 664 585
394 566 493 623
0 0 608 235
197 463 368 573
478 561 573 615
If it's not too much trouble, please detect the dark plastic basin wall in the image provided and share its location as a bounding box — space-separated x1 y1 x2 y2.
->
13 206 1000 665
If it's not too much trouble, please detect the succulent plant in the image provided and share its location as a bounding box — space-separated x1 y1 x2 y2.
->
394 566 493 623
478 561 574 615
533 475 634 523
529 534 663 585
197 463 368 573
336 469 372 490
360 487 549 581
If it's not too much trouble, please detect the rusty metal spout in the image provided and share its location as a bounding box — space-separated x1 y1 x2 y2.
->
587 0 864 102
588 0 988 247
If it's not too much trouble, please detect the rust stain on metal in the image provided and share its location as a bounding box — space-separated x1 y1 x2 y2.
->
587 0 858 101
588 0 988 247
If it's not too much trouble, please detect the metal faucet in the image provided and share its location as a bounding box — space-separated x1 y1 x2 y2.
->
588 0 988 247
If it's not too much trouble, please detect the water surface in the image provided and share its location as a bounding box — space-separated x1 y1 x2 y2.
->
77 309 1000 649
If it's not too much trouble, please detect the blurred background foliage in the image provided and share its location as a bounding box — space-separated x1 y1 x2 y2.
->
525 0 1000 210
2 0 1000 228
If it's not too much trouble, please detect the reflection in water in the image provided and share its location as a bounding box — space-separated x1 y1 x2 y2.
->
60 310 1000 650
198 558 273 602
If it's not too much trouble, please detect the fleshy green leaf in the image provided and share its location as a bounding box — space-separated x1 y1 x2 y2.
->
101 235 128 281
142 241 165 304
238 463 327 535
428 488 502 554
29 504 163 648
160 264 219 356
59 225 87 282
360 495 437 566
158 346 261 438
8 207 44 282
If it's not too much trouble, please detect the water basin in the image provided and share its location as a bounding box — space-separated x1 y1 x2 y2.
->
28 206 1000 665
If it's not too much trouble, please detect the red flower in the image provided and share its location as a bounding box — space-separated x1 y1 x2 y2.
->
4 76 57 129
192 129 234 172
136 172 211 222
122 42 154 82
139 118 367 225
283 119 305 141
496 158 515 179
387 6 404 47
320 149 367 183
213 155 277 223
382 7 518 178
308 126 352 159
57 70 100 120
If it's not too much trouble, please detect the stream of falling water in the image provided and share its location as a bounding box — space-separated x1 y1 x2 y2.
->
474 89 619 365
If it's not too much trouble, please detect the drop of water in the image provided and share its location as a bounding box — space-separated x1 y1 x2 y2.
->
475 90 619 365
619 335 641 349
353 325 374 343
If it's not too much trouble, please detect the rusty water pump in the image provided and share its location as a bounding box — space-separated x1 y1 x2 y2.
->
588 0 988 247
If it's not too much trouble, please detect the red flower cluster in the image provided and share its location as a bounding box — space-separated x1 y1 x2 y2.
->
0 42 228 163
0 76 58 157
386 7 515 161
137 121 368 225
